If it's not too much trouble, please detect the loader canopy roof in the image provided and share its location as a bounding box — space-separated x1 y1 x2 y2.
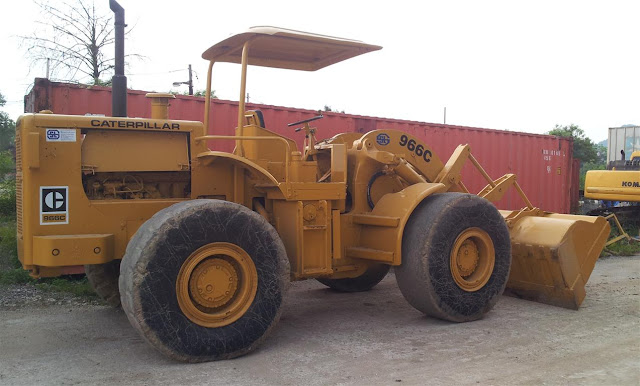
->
201 26 382 71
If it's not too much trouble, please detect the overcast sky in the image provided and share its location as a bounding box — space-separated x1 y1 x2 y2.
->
1 0 638 142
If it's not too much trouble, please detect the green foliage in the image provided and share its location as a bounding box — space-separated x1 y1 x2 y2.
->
171 90 217 98
580 161 606 191
0 269 98 300
0 220 18 269
0 150 16 218
549 124 607 190
605 239 640 256
35 277 98 299
603 221 640 256
0 93 17 271
548 124 599 163
0 268 33 285
0 149 14 175
322 105 345 113
92 78 113 87
0 92 15 150
193 90 217 98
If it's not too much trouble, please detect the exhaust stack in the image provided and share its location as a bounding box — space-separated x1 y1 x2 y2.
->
110 0 127 117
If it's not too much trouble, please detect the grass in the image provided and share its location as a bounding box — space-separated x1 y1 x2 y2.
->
603 222 640 257
0 217 98 300
34 276 99 299
0 267 32 285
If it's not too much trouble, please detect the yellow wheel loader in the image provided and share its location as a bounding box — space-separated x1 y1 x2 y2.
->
16 27 610 362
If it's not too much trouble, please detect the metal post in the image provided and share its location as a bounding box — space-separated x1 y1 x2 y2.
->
204 61 214 134
188 64 193 96
236 42 250 156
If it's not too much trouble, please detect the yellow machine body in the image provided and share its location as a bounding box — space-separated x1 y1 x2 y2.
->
17 27 609 310
584 151 640 202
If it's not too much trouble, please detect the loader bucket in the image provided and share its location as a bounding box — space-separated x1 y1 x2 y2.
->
500 211 610 309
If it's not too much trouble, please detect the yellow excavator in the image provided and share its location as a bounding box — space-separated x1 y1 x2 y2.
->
585 150 640 220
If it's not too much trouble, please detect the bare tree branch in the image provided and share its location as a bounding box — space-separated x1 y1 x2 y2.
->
20 0 140 85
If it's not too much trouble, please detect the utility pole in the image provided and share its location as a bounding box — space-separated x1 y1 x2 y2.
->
173 65 194 95
444 107 447 124
246 93 250 103
188 64 193 96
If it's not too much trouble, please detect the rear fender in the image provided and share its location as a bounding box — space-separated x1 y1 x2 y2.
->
195 151 287 200
197 151 280 185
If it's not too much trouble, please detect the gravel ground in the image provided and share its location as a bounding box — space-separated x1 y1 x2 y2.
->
0 255 638 386
0 284 101 310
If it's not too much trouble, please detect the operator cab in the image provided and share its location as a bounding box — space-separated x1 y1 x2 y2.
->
197 27 381 185
200 26 381 147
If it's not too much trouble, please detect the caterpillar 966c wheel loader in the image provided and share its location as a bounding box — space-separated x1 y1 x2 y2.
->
16 27 610 362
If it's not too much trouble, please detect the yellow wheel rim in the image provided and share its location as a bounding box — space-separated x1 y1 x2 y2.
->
176 242 258 328
450 228 495 292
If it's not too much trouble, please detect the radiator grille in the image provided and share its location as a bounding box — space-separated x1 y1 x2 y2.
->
15 127 22 235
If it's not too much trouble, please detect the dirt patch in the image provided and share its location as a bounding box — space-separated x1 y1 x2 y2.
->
0 255 638 385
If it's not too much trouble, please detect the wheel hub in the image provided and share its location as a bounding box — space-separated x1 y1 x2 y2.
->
176 242 258 328
450 228 495 292
455 239 480 277
189 258 238 309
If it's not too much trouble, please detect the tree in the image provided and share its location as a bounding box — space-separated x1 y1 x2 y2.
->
0 92 16 217
169 90 218 98
20 0 137 85
322 105 345 114
548 124 599 163
548 124 607 190
0 93 15 151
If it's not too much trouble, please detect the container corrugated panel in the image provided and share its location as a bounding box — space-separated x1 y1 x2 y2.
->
608 126 640 163
25 78 575 213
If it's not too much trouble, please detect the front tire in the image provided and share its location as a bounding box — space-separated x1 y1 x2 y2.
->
119 199 290 362
395 193 511 322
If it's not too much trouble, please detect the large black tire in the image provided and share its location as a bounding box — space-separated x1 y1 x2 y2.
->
395 193 511 322
317 263 390 292
119 199 290 362
85 260 121 307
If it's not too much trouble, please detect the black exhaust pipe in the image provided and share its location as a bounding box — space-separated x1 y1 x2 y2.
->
110 0 127 117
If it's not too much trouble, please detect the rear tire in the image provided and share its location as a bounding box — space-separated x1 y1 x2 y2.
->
120 199 290 362
85 260 121 307
395 193 511 322
317 264 390 292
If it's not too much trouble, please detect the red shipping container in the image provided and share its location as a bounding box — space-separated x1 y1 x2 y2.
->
24 78 575 213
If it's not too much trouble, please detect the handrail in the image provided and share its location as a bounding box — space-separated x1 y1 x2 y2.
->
195 135 292 184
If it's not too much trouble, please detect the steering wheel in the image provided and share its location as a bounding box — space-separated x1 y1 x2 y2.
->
288 115 324 132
